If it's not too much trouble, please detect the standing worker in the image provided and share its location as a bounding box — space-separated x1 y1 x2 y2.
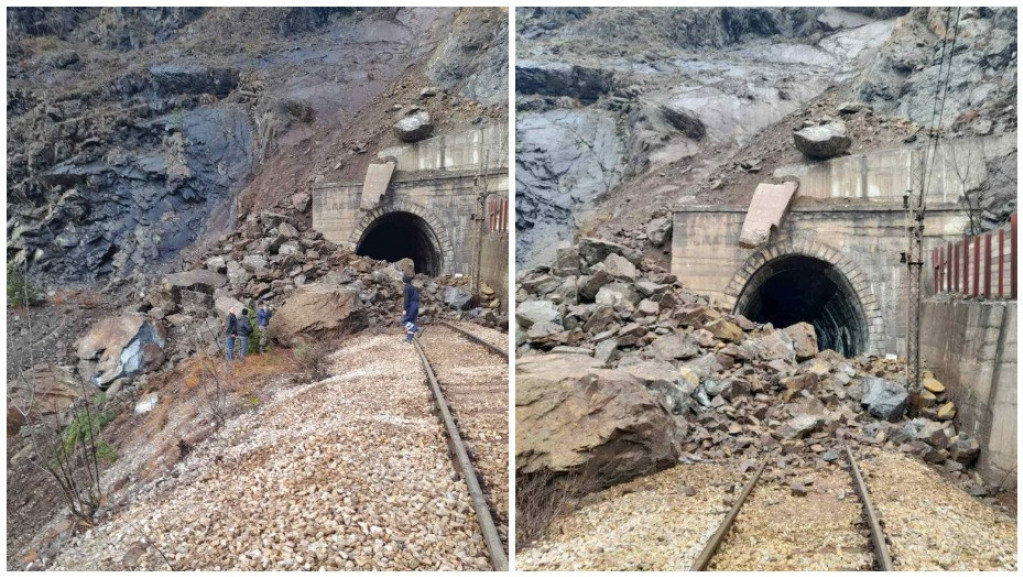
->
257 300 274 354
401 274 421 343
237 308 253 361
226 307 239 362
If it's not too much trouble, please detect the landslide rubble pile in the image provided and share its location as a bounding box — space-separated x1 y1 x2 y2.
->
515 237 991 497
69 193 506 399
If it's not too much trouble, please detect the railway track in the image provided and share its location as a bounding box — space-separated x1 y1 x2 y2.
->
412 322 509 571
692 447 892 571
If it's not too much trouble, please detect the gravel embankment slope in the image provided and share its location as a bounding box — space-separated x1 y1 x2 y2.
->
53 333 491 570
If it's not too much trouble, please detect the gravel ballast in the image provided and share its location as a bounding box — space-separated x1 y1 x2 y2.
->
418 324 510 552
709 464 872 571
860 450 1017 571
517 463 740 571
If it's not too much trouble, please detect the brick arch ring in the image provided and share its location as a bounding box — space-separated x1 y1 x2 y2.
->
719 239 885 355
348 200 455 275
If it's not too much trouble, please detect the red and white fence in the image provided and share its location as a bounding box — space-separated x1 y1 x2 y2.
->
488 196 508 233
932 215 1016 299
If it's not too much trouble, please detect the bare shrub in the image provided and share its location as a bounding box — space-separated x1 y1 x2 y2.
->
515 464 603 552
293 339 334 382
10 379 116 526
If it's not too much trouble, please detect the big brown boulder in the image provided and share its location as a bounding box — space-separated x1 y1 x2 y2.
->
76 314 167 387
516 353 680 488
268 284 368 346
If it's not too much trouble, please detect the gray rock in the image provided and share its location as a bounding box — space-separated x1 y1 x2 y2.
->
277 240 301 256
394 111 434 143
291 192 311 212
554 245 581 275
860 377 909 422
601 252 638 281
205 256 227 273
793 120 851 159
241 254 269 272
646 217 673 247
779 414 821 439
516 61 613 102
150 64 239 97
659 104 706 139
950 433 980 465
443 286 474 311
516 299 560 328
595 283 641 309
650 333 699 361
578 237 642 266
594 338 619 366
579 270 611 301
162 269 227 298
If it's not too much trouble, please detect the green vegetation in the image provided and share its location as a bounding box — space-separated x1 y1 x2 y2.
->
8 263 40 307
60 401 117 464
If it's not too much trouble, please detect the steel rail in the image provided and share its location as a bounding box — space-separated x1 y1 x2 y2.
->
690 459 768 571
437 320 508 359
845 446 894 571
412 338 508 571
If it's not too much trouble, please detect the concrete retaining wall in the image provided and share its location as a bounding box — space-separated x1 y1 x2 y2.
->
479 232 509 313
920 298 1017 490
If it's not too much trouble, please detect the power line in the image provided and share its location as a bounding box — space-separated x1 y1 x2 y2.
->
906 7 962 392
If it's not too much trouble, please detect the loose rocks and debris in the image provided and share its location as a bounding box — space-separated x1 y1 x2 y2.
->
515 236 994 499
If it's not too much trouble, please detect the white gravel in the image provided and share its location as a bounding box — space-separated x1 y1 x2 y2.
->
517 463 740 571
859 449 1017 571
51 333 492 570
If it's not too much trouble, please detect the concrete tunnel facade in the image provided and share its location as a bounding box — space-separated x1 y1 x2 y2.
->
311 124 508 278
670 134 1014 355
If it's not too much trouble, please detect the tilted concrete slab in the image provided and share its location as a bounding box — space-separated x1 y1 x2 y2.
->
360 162 396 210
738 181 798 249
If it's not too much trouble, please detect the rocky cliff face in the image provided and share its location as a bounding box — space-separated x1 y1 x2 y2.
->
515 7 1017 268
7 8 506 285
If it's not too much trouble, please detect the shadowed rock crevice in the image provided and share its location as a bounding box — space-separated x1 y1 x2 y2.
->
735 255 867 356
356 211 442 276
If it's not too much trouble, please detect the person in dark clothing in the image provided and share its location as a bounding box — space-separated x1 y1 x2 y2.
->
401 274 421 343
226 307 239 362
237 308 253 361
257 301 273 353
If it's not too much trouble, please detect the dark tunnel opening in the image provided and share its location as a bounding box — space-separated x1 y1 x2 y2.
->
356 212 442 276
734 255 868 357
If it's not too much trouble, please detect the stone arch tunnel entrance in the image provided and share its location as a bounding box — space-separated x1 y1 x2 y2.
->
734 255 868 357
355 211 443 276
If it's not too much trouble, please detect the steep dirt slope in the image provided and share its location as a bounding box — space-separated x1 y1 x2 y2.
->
514 7 1017 269
7 7 507 285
